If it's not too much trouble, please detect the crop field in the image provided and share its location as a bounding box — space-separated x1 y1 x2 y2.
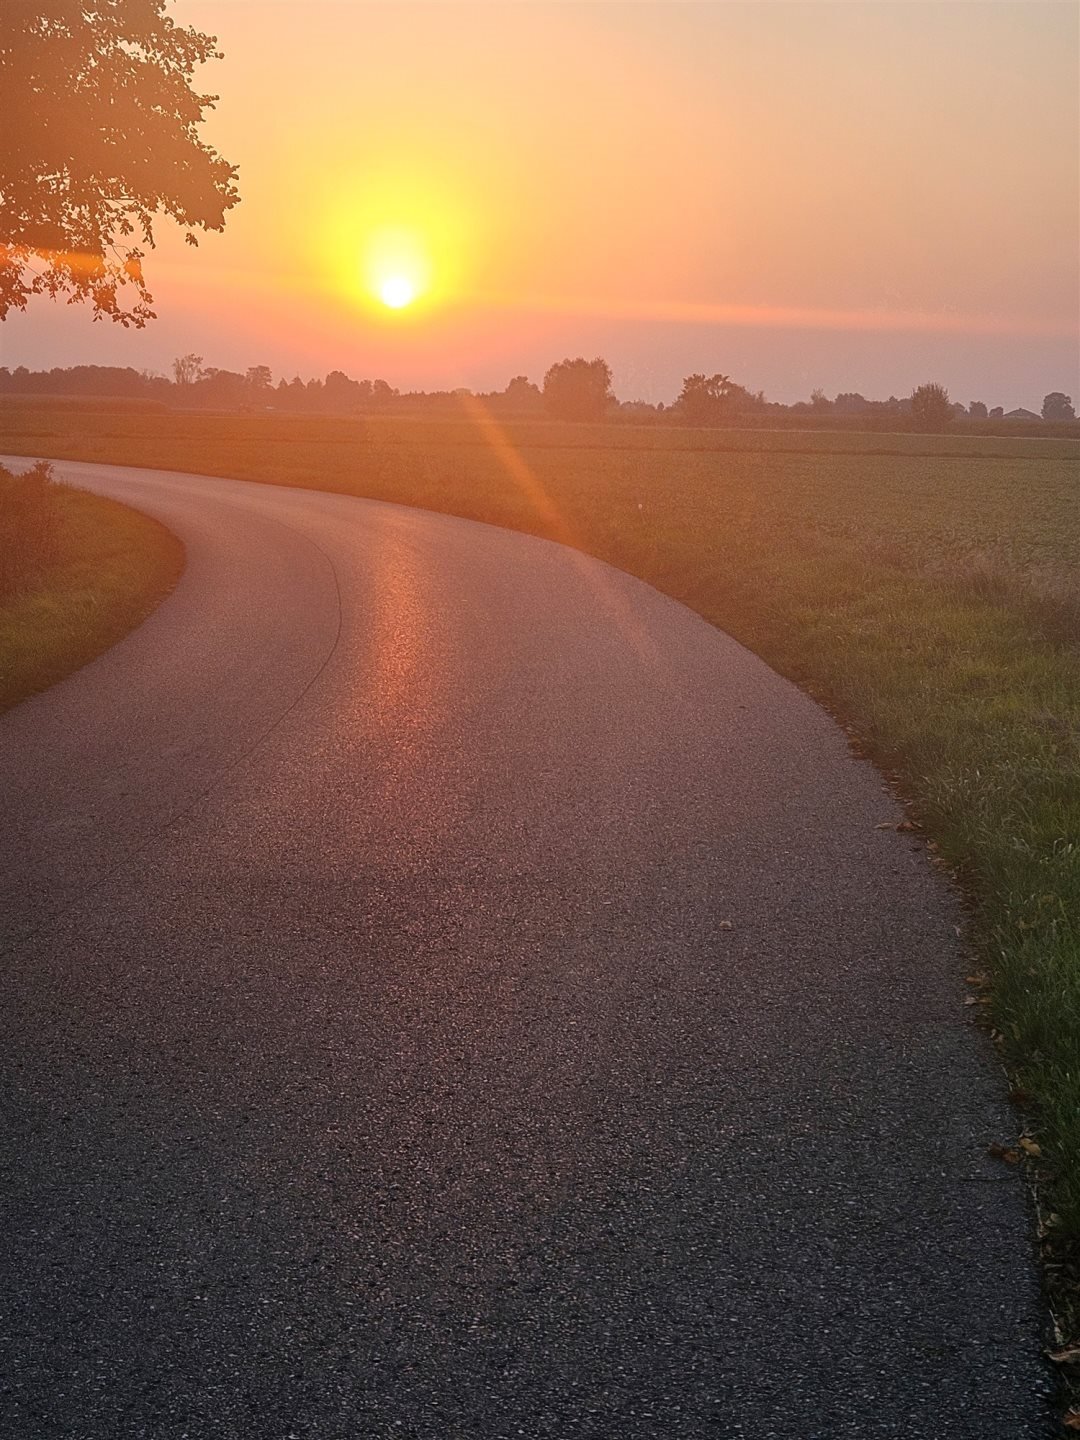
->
4 401 1080 1317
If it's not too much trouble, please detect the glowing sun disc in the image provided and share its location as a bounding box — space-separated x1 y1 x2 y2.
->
379 276 417 309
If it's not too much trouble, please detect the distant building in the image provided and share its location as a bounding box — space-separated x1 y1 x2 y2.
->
1003 407 1041 421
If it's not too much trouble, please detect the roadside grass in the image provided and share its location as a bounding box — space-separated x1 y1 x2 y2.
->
1 460 61 597
4 405 1080 1330
0 459 184 713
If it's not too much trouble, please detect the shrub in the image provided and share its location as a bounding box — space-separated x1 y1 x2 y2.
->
0 461 62 599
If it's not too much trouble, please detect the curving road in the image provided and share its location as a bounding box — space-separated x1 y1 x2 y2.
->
0 459 1051 1437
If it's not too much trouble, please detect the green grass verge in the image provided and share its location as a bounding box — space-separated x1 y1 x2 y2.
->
3 404 1080 1337
0 474 184 714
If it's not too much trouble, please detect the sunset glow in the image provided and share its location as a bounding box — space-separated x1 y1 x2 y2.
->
3 0 1076 405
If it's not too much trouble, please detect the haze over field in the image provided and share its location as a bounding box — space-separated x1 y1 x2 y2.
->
2 0 1077 406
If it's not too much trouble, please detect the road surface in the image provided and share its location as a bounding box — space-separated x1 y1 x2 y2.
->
0 458 1051 1437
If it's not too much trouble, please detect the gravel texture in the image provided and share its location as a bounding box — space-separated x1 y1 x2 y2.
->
0 459 1053 1438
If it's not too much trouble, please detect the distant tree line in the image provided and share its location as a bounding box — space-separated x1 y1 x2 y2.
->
0 358 1074 433
0 359 404 414
165 355 405 413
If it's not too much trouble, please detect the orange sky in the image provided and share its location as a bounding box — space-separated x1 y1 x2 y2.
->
3 0 1078 405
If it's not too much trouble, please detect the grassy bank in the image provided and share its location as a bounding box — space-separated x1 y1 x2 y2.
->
0 459 184 713
3 405 1080 1317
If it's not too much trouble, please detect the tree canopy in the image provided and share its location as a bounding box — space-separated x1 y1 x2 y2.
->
909 382 953 432
0 0 239 326
542 357 613 422
1042 392 1076 422
677 373 733 425
675 372 764 424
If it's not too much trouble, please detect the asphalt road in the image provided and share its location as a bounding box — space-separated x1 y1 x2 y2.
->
1 459 1052 1438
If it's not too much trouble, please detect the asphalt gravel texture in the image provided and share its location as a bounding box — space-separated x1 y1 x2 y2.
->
0 459 1053 1438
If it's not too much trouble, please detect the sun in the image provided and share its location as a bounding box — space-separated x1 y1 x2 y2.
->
359 224 433 313
321 174 472 317
379 275 417 309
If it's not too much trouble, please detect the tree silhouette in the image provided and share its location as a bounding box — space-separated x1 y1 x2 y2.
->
910 382 953 431
246 365 273 392
0 1 239 326
1042 392 1076 422
543 357 614 422
835 392 868 414
504 375 542 409
172 353 204 386
677 373 734 425
324 370 364 409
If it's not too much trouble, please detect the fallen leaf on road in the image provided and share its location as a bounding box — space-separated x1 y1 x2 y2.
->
1019 1137 1042 1158
987 1142 1021 1164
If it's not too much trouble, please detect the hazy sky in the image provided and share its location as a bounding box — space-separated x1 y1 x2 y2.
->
3 0 1078 405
